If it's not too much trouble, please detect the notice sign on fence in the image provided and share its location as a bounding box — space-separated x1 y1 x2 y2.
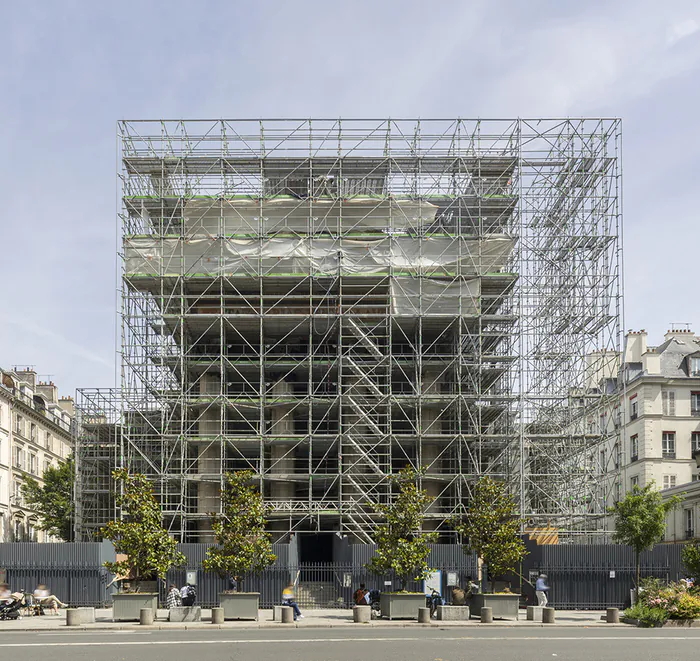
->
610 570 616 579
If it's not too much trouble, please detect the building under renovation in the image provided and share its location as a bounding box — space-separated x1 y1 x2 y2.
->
76 119 622 554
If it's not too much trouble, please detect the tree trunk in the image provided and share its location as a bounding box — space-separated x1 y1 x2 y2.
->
636 551 641 598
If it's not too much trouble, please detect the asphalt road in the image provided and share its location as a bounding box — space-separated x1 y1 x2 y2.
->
2 627 699 661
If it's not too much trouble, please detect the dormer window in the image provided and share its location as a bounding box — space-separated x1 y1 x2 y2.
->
691 356 700 377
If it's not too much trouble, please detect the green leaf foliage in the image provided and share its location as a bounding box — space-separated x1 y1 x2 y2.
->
451 476 527 589
203 471 276 582
101 469 186 582
609 482 679 588
20 456 74 541
682 542 700 579
366 467 438 590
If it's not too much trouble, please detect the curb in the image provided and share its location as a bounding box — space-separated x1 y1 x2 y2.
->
2 621 634 633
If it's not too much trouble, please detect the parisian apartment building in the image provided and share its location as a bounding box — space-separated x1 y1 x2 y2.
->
0 368 74 542
588 328 700 542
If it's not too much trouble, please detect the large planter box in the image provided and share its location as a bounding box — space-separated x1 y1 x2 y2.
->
112 593 159 622
219 592 259 621
469 593 520 621
380 592 425 620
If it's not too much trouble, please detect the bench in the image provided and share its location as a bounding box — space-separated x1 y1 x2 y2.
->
168 606 202 622
436 605 470 621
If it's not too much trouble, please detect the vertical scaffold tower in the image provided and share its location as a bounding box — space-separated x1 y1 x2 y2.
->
75 119 622 543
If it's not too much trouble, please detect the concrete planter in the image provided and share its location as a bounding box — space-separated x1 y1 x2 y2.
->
219 592 259 620
380 592 425 620
112 593 159 622
469 593 520 620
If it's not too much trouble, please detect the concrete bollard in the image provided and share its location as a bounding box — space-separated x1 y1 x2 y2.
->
480 606 493 623
353 605 371 623
211 607 224 624
280 605 294 623
66 609 81 627
140 607 154 626
418 607 431 624
543 607 555 623
606 607 620 624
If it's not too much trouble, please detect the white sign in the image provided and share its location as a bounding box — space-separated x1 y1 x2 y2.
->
342 573 352 588
186 570 197 585
423 570 442 596
447 572 458 587
609 570 616 579
384 580 392 586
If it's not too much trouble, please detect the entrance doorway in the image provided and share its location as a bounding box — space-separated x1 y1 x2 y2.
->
299 533 334 564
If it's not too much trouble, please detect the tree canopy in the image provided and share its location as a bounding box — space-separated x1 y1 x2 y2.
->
20 456 74 541
609 482 679 587
366 467 438 591
451 476 527 590
101 469 185 582
203 471 276 583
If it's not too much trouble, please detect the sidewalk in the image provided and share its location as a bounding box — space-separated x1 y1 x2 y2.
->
0 608 625 632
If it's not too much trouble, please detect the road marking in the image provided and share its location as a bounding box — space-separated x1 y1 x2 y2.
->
2 635 700 647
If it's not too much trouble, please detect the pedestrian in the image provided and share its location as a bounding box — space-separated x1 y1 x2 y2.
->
33 584 67 614
282 582 303 620
180 582 196 607
535 573 549 607
353 583 370 605
0 583 12 604
166 584 182 609
228 575 239 592
466 575 480 596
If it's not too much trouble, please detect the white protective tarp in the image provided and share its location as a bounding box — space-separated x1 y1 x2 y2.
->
124 236 514 277
390 278 480 316
183 197 439 234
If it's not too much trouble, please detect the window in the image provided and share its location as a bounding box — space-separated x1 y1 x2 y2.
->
599 449 606 474
13 479 22 504
693 432 700 454
692 393 700 416
691 356 700 377
630 396 638 421
599 412 607 434
29 423 36 442
13 446 22 469
43 460 51 475
614 442 621 469
630 434 639 462
662 390 676 416
631 475 639 490
614 406 621 429
14 414 22 435
686 509 694 538
28 454 36 475
662 432 676 459
663 474 677 490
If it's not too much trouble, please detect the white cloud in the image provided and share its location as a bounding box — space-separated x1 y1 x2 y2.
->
667 18 700 45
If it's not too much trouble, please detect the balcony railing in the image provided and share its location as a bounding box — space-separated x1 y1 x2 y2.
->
662 451 676 460
686 529 695 540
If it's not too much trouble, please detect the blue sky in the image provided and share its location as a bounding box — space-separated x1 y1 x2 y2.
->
1 0 699 395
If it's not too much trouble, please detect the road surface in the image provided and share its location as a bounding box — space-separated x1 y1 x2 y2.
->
1 626 699 660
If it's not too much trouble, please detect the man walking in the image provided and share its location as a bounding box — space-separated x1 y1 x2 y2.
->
535 574 549 607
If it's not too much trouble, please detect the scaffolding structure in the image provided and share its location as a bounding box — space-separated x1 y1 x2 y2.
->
76 119 622 543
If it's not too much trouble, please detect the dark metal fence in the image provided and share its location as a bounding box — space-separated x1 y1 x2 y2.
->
520 542 685 609
0 541 688 610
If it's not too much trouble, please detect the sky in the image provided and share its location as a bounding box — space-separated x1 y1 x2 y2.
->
1 0 699 396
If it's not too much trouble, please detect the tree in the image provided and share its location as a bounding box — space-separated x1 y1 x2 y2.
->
451 476 527 592
681 542 700 579
366 467 438 591
203 471 276 587
609 482 680 590
20 456 74 541
101 469 186 585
